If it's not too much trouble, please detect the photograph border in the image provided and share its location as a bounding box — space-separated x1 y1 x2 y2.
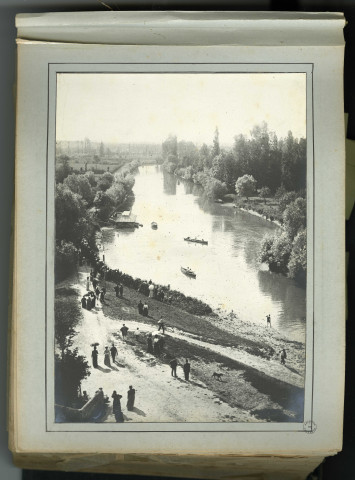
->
46 62 314 433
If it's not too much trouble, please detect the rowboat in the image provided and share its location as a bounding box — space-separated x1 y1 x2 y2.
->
184 237 208 245
151 222 158 229
181 266 196 278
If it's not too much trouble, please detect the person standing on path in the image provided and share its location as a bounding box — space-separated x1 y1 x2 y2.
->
104 346 111 367
148 283 154 298
266 314 271 327
91 345 98 368
86 276 90 291
158 317 165 334
112 390 124 423
127 385 136 411
120 324 129 341
143 302 149 317
183 359 191 381
114 284 119 297
110 343 118 363
280 349 287 365
138 300 143 315
169 358 178 378
81 296 87 309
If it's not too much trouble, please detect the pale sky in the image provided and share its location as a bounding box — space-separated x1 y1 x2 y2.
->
56 73 306 145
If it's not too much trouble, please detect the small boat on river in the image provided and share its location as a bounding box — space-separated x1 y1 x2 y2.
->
151 222 158 229
184 237 208 245
181 266 196 278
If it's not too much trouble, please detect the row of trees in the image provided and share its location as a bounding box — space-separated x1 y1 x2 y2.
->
55 158 139 281
161 122 306 199
161 124 307 285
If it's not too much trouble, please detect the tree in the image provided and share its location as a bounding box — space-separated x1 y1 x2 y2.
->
84 171 97 187
288 229 307 286
204 178 228 200
283 197 306 239
55 155 71 184
212 127 220 158
97 171 114 191
64 174 94 205
55 349 91 407
93 190 114 221
55 184 87 245
259 186 271 204
162 135 178 158
259 232 292 274
235 174 257 200
55 241 77 282
106 182 126 205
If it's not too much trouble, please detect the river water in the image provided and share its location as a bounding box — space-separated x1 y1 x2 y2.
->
101 165 306 342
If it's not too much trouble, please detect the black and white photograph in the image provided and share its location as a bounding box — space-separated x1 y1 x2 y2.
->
54 71 308 425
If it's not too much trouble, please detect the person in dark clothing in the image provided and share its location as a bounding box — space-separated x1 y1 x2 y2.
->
100 290 105 303
138 300 143 315
127 385 136 411
120 324 129 341
112 390 124 423
114 284 119 297
183 359 191 381
147 333 153 354
86 295 92 311
91 293 96 308
169 358 178 377
110 343 118 363
93 278 98 289
81 296 87 309
280 349 287 365
266 314 271 327
91 345 98 368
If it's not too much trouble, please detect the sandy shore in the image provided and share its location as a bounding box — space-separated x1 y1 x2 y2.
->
56 267 305 423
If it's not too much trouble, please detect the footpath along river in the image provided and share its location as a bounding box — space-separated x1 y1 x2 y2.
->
101 165 306 342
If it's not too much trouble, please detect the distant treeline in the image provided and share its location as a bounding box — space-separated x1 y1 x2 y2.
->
55 158 139 282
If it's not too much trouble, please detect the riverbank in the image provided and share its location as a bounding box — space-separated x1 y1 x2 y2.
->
56 264 305 423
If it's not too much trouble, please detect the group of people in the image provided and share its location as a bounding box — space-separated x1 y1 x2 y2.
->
146 333 164 356
114 283 124 298
137 300 149 317
91 343 118 369
169 358 191 381
138 280 167 302
81 292 96 310
111 385 136 423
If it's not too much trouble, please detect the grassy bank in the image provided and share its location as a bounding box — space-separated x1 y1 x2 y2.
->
98 278 305 422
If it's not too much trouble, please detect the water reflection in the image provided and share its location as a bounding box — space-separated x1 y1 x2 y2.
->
102 165 306 341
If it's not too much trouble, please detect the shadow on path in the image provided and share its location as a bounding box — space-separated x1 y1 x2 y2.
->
96 365 111 373
132 407 146 417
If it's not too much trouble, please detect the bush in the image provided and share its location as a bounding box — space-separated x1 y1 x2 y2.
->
259 232 292 274
288 229 307 286
55 242 78 282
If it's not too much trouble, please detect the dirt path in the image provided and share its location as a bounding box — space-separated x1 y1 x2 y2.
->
74 272 257 423
58 266 305 423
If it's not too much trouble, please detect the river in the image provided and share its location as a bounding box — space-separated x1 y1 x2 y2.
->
101 165 306 342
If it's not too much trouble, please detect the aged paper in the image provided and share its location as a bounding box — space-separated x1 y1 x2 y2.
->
11 12 345 456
